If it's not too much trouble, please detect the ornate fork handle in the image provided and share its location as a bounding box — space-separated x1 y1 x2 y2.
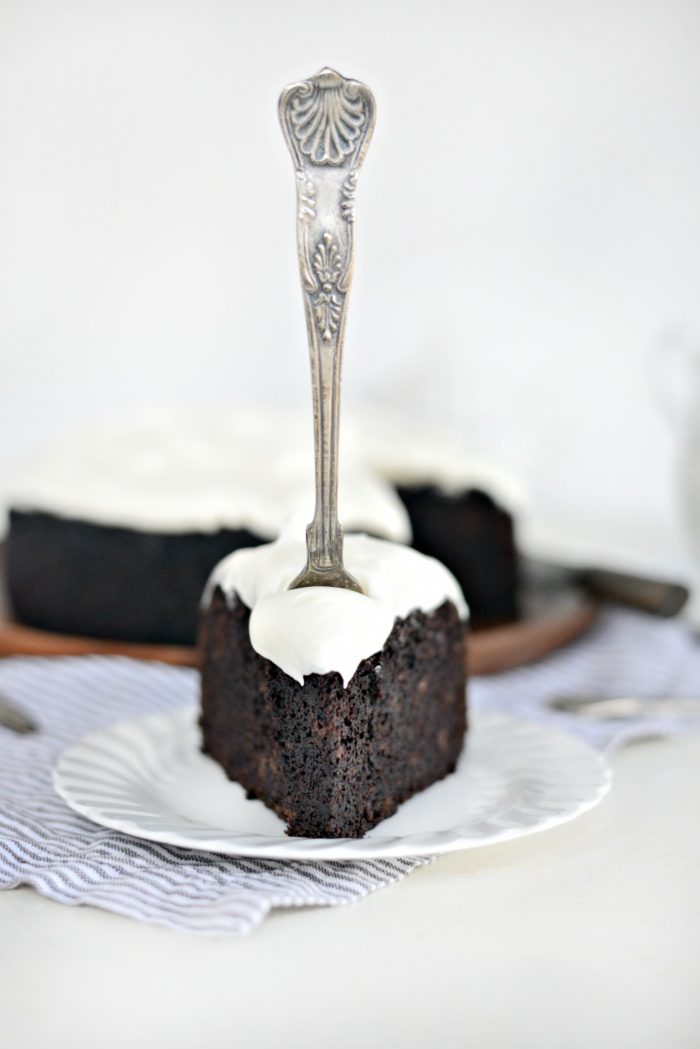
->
279 67 376 592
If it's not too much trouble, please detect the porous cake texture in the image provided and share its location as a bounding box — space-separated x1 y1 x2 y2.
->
200 589 467 839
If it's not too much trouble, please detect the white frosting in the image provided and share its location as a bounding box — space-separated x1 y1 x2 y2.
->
206 531 468 686
348 413 525 511
4 407 523 538
6 411 410 542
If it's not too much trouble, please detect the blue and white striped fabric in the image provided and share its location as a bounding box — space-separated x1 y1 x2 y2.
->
470 607 700 751
1 608 698 935
0 656 429 934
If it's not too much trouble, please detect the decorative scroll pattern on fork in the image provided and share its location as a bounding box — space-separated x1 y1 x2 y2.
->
279 68 376 591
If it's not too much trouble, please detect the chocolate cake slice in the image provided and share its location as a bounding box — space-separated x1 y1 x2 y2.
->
199 533 468 839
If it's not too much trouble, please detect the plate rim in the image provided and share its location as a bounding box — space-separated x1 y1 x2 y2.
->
53 707 612 861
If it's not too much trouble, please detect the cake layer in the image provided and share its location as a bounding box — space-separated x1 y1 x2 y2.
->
6 510 264 644
4 412 519 643
396 486 519 624
200 590 467 838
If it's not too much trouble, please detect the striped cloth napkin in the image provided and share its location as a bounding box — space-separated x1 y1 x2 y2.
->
1 608 699 935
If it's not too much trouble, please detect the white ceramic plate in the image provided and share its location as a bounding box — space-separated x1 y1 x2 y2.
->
53 708 611 860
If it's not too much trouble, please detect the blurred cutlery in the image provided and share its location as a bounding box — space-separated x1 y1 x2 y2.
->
523 560 689 618
0 694 37 734
549 695 700 721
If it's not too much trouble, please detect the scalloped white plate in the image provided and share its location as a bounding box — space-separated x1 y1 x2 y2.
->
53 708 611 860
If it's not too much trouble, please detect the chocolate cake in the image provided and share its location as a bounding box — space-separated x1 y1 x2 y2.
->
6 510 264 644
396 486 518 625
4 411 519 643
4 413 410 644
199 533 468 838
358 414 522 625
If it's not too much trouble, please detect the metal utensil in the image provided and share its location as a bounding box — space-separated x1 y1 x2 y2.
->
279 67 376 593
549 695 700 721
578 568 689 617
522 558 689 618
0 694 37 734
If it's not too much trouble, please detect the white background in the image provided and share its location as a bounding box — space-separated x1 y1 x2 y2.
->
1 0 699 576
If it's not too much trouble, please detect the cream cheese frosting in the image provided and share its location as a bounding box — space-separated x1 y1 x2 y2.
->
6 411 410 542
349 413 525 511
5 407 523 539
205 531 468 685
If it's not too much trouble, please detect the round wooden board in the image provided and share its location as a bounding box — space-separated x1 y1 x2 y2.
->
0 618 198 667
0 540 598 674
468 602 597 674
0 602 598 675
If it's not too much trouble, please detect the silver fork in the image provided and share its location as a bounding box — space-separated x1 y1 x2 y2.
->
279 67 376 593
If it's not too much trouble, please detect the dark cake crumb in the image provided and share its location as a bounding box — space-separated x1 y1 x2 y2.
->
199 588 467 839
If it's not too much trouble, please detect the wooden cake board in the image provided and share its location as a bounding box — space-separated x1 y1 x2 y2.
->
0 601 598 677
0 541 598 675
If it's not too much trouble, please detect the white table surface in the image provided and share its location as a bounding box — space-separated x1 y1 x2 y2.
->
1 730 699 1049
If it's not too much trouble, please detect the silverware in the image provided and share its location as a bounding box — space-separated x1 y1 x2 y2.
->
279 67 376 593
549 695 700 721
0 694 37 734
522 559 689 618
577 568 689 617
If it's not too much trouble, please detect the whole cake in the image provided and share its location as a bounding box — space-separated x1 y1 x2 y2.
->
4 410 519 644
4 413 410 644
199 532 468 838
